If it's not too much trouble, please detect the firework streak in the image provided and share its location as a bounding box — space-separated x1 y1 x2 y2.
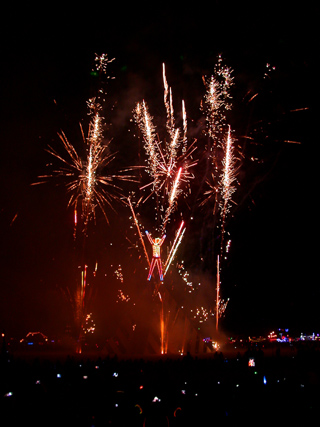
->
219 126 237 251
164 220 186 276
127 197 150 265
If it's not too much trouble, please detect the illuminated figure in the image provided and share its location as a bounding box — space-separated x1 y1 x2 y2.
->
146 231 166 281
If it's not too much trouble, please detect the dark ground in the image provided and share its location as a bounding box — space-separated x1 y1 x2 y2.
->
1 340 319 426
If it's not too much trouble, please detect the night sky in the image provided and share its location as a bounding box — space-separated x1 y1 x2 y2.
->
0 3 317 341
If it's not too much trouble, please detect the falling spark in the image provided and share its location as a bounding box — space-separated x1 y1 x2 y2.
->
284 140 301 144
83 313 96 334
94 53 115 74
114 265 124 283
10 213 18 226
218 298 230 317
177 262 195 292
117 289 130 303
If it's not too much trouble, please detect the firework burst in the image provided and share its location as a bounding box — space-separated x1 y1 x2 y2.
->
199 56 238 256
201 55 234 147
34 55 136 235
133 63 197 233
38 109 132 234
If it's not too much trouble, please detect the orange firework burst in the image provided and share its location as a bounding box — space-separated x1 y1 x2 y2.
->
34 55 136 234
133 64 197 232
201 54 234 147
200 56 238 248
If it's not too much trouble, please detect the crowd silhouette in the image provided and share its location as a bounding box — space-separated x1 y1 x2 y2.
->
1 341 320 426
